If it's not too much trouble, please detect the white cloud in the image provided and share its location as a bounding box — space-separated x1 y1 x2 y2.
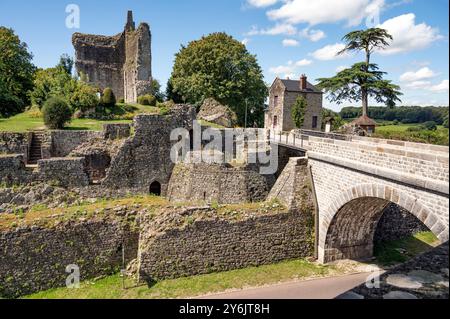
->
300 28 326 42
429 80 449 93
247 0 279 8
269 59 312 78
245 23 298 36
400 67 436 82
403 81 432 90
295 59 313 66
282 39 300 47
311 43 349 61
242 38 250 45
377 14 443 55
267 0 384 26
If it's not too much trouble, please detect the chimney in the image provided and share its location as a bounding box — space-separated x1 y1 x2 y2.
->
300 74 307 90
125 10 135 31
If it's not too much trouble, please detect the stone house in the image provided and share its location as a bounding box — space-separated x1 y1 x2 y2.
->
265 75 323 132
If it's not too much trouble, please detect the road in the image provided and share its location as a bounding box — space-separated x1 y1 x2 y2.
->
199 272 373 299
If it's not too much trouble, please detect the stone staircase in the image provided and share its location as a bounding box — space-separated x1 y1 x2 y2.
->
28 132 45 165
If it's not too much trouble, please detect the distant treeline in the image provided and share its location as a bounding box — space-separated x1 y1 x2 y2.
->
340 106 449 124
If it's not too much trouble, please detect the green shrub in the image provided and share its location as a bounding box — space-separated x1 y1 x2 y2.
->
137 94 157 106
69 83 99 112
407 126 421 132
422 121 437 131
392 120 399 125
101 88 116 108
42 97 72 129
118 98 125 104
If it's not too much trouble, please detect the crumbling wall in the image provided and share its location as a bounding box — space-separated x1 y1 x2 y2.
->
0 132 30 163
36 158 90 187
102 106 196 193
0 213 139 298
167 162 274 204
0 155 31 186
49 131 103 157
138 206 315 282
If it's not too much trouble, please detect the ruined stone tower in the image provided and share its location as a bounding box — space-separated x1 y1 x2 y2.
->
72 11 152 103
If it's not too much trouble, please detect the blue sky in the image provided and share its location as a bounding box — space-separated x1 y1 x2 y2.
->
0 0 448 111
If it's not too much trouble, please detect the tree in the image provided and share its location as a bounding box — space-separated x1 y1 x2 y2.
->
317 28 402 117
30 66 74 108
58 54 74 75
42 97 72 129
0 27 36 117
291 96 307 129
169 32 268 126
322 108 345 131
165 78 183 103
150 79 164 102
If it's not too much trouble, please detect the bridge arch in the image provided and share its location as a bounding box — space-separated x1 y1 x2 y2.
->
318 183 447 263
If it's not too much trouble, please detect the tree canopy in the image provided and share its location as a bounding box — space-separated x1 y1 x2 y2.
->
317 28 402 117
0 27 36 117
168 32 268 127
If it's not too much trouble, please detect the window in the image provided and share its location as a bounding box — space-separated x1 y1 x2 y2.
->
273 116 278 127
274 96 279 106
312 116 318 129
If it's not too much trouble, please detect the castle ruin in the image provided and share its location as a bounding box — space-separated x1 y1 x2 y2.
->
72 11 152 103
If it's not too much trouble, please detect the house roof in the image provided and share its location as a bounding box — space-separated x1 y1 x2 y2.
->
279 79 322 93
351 115 377 126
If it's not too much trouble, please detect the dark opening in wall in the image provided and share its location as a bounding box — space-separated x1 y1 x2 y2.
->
150 181 161 196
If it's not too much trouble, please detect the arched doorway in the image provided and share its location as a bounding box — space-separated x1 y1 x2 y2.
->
149 181 161 196
318 184 446 263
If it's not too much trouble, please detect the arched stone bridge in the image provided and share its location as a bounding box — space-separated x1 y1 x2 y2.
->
269 131 449 263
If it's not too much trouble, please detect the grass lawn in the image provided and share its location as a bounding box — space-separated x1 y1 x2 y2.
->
374 231 440 266
0 103 160 132
25 258 336 299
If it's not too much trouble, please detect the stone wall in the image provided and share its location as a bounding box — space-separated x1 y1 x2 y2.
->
102 106 196 193
0 132 30 163
138 207 315 282
36 158 90 187
0 214 139 298
167 162 274 204
374 203 430 243
49 130 102 157
0 155 31 186
103 123 131 140
308 137 449 183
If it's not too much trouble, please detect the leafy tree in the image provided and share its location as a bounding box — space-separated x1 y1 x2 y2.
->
0 27 36 117
444 114 449 129
169 32 268 126
30 66 74 108
317 28 402 117
58 54 74 75
291 96 307 129
69 82 99 112
165 78 183 103
42 97 72 129
150 79 164 102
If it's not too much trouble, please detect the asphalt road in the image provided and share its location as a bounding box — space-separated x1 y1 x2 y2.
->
200 272 372 299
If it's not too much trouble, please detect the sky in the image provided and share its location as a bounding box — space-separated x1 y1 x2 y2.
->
0 0 448 111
